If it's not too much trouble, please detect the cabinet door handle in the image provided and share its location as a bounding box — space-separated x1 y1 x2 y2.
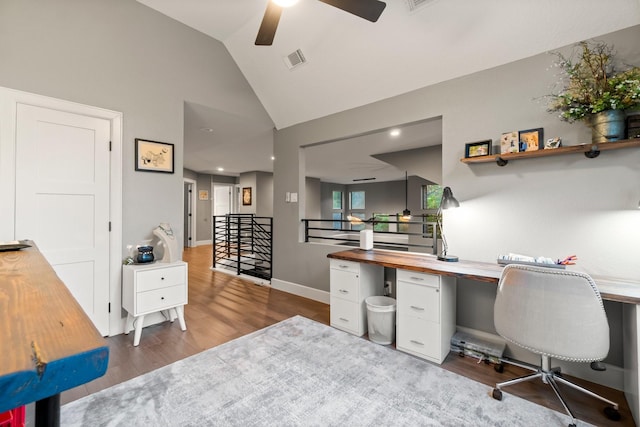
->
409 305 425 311
410 340 425 346
410 276 424 281
161 296 165 300
339 289 349 294
339 264 349 269
339 317 349 323
161 277 165 280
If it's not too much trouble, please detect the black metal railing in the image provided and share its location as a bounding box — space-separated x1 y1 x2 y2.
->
213 214 273 280
302 217 438 253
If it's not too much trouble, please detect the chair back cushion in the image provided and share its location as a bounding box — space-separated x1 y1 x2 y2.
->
494 264 609 362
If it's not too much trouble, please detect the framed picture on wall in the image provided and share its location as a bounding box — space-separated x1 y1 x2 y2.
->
518 128 544 152
464 140 492 158
500 131 519 154
242 187 252 205
135 138 174 173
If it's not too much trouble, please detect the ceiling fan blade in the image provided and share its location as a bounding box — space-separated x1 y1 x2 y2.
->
255 1 283 46
318 0 386 22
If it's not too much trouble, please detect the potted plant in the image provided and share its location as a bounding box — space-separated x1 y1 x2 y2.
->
547 41 640 143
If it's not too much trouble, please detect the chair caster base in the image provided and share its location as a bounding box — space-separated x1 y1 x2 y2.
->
494 363 504 373
604 406 621 421
491 388 502 401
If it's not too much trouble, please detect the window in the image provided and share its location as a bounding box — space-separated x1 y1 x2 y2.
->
332 212 343 230
422 184 443 210
332 191 342 210
332 191 343 229
372 213 390 232
349 212 366 231
349 191 365 210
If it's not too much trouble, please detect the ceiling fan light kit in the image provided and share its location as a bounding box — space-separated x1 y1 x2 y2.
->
256 0 387 46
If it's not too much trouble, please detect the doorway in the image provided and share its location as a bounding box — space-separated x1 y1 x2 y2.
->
183 178 196 248
0 87 122 336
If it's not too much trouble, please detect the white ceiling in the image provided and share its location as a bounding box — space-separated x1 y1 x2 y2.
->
137 0 640 179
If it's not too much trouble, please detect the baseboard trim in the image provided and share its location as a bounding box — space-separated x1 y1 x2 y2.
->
456 325 624 391
196 240 212 246
271 278 330 304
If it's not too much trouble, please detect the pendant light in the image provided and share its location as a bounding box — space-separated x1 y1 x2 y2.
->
402 171 412 220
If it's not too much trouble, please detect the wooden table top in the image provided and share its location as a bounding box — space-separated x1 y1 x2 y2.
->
0 242 109 413
327 249 640 305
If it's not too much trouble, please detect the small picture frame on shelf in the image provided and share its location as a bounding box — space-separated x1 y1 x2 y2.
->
518 128 544 152
500 131 519 154
544 137 562 149
464 140 492 158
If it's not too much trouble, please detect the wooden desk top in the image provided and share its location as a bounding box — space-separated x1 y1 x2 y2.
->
327 249 640 305
0 242 109 413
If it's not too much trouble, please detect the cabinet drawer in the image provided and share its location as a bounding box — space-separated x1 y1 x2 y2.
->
330 296 360 334
137 284 186 314
329 268 359 302
397 269 440 286
397 314 440 361
330 259 359 274
136 265 186 292
397 280 440 322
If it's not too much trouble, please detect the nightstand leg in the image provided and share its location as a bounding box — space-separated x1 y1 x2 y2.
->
177 306 187 331
133 315 145 346
125 313 133 334
169 307 177 322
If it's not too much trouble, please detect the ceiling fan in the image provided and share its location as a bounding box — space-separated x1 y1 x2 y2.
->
255 0 387 46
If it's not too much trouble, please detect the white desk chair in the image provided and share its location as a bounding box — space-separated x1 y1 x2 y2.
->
492 264 620 427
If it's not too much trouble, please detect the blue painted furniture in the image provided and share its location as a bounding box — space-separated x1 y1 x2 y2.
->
0 242 109 426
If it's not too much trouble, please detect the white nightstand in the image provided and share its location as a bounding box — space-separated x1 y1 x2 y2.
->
122 261 188 346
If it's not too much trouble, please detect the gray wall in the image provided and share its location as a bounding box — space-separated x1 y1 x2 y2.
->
273 26 640 370
0 0 272 257
305 177 322 218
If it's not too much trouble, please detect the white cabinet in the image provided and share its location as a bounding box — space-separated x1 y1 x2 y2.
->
396 269 456 364
123 261 188 346
330 259 383 336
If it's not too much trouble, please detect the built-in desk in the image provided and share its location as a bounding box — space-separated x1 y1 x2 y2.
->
327 248 640 424
0 242 109 426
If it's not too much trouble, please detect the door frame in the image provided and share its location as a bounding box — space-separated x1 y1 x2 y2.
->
183 178 197 248
0 86 123 336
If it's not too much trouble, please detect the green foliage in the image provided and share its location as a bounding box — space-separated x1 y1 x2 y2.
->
547 41 640 122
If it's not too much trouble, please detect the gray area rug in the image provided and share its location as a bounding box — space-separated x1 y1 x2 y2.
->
62 316 591 426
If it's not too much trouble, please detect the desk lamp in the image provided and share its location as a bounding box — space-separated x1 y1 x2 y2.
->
437 186 460 262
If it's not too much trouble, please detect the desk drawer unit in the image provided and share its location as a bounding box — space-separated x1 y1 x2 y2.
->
329 259 383 336
396 269 456 364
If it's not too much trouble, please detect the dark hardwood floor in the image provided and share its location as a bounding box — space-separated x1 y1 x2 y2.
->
62 245 634 426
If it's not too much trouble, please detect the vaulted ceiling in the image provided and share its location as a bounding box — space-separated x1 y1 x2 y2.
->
137 0 640 179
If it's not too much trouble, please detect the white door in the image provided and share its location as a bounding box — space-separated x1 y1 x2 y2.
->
213 184 233 216
14 103 111 335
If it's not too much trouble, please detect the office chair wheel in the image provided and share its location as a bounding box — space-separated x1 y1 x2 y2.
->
604 406 621 421
568 423 576 427
494 363 504 373
491 388 502 401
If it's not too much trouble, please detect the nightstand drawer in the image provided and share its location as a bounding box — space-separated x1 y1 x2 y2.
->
136 284 186 314
136 265 186 292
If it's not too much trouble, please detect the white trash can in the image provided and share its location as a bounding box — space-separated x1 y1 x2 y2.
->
365 296 396 345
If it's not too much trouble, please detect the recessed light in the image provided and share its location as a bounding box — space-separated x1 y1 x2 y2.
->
200 127 214 133
390 129 401 137
217 167 224 172
271 156 275 160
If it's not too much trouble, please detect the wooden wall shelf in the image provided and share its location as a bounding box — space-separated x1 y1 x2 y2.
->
460 138 640 166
